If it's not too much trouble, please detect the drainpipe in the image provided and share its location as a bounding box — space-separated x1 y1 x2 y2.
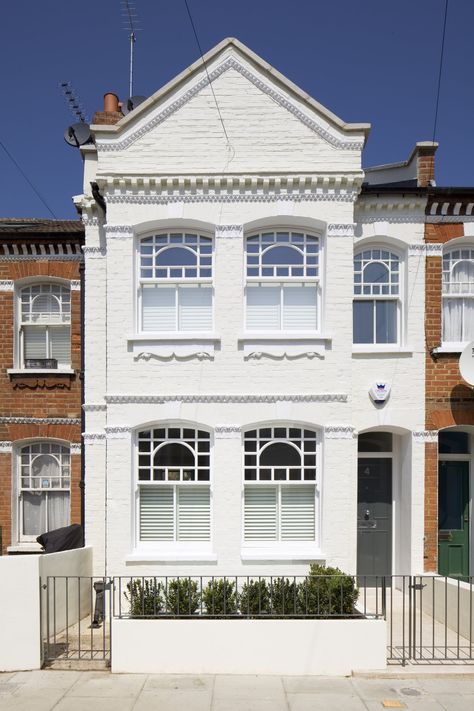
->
79 256 85 546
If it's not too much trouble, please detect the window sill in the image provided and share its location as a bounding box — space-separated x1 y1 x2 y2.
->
128 333 220 342
7 543 43 554
126 550 218 563
238 333 332 360
241 547 325 562
352 346 414 356
7 368 75 375
127 334 220 362
431 344 465 354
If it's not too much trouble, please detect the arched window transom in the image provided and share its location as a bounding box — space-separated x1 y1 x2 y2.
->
244 427 317 481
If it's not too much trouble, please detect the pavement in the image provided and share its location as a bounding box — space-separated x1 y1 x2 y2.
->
2 671 474 710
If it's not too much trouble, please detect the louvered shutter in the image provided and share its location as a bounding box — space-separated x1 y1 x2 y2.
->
281 486 315 540
142 285 176 331
244 486 277 540
246 286 280 330
139 486 174 540
178 286 212 331
50 327 71 366
23 326 47 359
282 285 317 331
177 487 210 541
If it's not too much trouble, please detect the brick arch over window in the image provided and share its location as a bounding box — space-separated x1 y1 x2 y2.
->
427 408 474 430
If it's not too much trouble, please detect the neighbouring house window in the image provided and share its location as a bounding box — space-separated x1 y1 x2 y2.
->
442 248 474 344
137 427 211 542
19 284 71 367
18 442 70 540
245 231 320 331
139 233 213 332
243 427 317 542
353 248 400 344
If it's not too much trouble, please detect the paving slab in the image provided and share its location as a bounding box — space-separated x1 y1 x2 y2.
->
283 676 353 694
212 674 285 700
0 688 65 711
135 689 213 711
436 693 474 711
53 697 136 711
420 678 474 693
287 692 367 710
0 677 14 685
64 670 146 698
144 673 214 691
9 670 82 689
364 700 445 711
212 698 288 711
351 678 427 700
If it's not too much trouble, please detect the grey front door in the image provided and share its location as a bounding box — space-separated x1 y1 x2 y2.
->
357 457 392 577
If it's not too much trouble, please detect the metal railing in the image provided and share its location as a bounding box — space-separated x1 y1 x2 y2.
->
112 574 367 619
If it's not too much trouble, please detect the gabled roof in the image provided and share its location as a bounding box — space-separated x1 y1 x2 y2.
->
0 219 84 236
91 37 370 143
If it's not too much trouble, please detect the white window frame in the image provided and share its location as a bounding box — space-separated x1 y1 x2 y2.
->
442 247 474 347
353 246 402 347
244 229 322 334
133 425 214 556
241 425 321 554
136 232 214 335
14 441 71 544
15 282 71 369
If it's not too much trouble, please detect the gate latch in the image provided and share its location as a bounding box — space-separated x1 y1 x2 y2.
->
409 582 426 591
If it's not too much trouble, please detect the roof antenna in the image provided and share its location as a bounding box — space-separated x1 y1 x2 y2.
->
122 0 140 97
60 82 92 148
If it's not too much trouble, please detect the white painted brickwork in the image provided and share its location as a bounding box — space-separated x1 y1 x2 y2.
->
80 41 426 577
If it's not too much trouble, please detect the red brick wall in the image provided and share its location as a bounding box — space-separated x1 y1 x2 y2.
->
0 256 82 554
424 221 474 571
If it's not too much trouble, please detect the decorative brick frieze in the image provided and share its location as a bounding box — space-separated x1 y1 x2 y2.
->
0 281 14 291
215 425 242 439
105 426 133 439
105 393 348 404
413 430 438 444
0 441 12 453
215 225 243 238
326 224 355 237
324 425 356 439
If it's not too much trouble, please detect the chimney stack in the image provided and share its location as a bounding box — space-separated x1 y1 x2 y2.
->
416 143 438 187
92 93 123 126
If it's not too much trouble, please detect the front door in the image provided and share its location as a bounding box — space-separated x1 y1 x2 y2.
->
357 458 392 577
438 460 470 578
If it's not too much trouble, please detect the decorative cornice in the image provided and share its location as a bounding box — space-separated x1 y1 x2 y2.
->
412 430 438 443
0 441 13 453
0 280 14 291
0 417 81 425
70 280 81 291
327 223 355 237
134 351 214 362
105 426 132 439
83 432 106 442
0 244 83 261
408 244 443 257
83 403 107 412
82 246 106 258
245 351 324 361
0 254 83 262
70 443 81 455
106 191 357 206
426 215 474 224
215 224 243 238
96 57 363 153
103 225 134 238
105 393 348 404
324 425 356 439
81 216 101 227
215 425 242 439
355 215 424 224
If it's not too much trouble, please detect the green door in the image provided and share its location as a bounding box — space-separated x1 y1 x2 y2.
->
438 460 470 578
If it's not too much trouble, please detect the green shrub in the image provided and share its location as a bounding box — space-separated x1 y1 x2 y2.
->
297 564 358 617
202 578 238 615
239 578 270 616
165 578 201 615
268 576 299 615
125 578 163 617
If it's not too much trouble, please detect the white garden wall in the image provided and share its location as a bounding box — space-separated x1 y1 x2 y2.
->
112 618 386 675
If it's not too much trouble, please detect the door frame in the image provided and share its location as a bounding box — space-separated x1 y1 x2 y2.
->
438 447 471 577
357 443 397 577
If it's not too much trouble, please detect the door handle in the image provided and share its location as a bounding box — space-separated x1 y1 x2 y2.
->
364 510 370 521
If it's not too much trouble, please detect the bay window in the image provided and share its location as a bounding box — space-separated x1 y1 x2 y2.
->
442 248 474 345
19 284 71 368
138 233 213 332
245 231 320 332
353 248 400 345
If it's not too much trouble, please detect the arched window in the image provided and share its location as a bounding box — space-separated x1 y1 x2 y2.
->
442 248 474 344
17 442 70 541
19 284 71 368
245 231 320 332
137 426 211 542
353 248 400 345
243 426 317 542
138 232 213 332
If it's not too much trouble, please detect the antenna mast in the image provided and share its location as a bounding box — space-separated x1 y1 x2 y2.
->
122 0 140 97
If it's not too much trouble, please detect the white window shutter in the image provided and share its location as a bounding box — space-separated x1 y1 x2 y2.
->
281 485 315 541
244 486 277 540
142 286 176 331
50 327 71 365
283 285 317 331
23 326 47 359
178 286 213 331
177 487 210 541
139 486 174 540
246 286 280 330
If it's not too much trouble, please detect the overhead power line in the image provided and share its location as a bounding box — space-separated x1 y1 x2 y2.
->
0 140 57 218
183 0 230 145
432 0 449 144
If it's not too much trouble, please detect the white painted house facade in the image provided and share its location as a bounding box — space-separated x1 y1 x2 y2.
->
76 38 428 578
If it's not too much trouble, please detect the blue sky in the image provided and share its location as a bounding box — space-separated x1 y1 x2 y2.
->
1 0 472 219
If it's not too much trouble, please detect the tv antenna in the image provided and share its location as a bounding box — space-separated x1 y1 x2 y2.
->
122 0 141 98
60 82 91 148
60 81 89 124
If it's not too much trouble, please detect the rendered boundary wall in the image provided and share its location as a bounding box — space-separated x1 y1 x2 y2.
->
112 618 386 675
420 576 474 641
0 547 92 672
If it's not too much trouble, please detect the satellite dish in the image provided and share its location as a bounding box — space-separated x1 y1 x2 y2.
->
459 341 474 385
64 122 91 147
122 95 147 115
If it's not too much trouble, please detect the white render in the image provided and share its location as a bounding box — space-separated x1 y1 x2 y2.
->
112 618 386 675
77 38 427 578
